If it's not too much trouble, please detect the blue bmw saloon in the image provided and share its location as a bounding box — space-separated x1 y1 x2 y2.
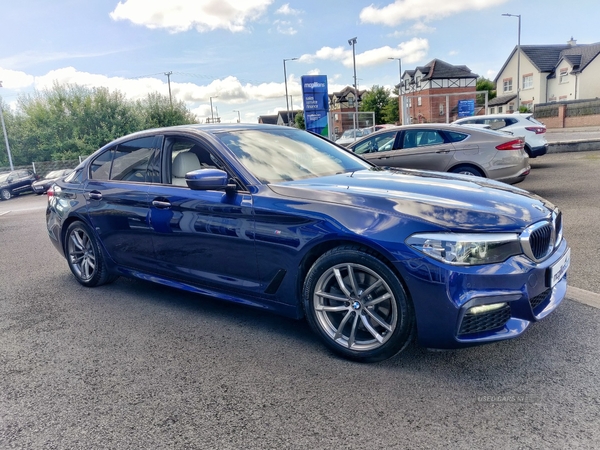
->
46 124 570 362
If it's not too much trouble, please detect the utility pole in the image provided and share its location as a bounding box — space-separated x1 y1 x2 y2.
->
283 58 298 126
502 13 521 110
0 82 14 170
233 110 241 123
164 71 173 107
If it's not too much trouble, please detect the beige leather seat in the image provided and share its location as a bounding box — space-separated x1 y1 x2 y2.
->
172 152 201 186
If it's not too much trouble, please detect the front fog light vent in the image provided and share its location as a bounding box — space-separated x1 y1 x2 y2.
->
459 302 511 336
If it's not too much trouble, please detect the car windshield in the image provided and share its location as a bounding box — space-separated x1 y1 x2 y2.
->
217 128 372 184
341 129 363 139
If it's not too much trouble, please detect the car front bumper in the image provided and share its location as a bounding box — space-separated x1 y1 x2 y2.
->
396 238 570 349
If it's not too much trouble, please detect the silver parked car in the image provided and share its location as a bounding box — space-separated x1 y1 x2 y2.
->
347 124 530 184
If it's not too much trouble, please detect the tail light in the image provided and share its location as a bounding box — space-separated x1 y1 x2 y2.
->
496 139 524 151
47 186 56 199
525 126 546 134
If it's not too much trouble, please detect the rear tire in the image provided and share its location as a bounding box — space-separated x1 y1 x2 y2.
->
65 221 118 287
1 189 11 200
450 165 484 177
303 245 415 362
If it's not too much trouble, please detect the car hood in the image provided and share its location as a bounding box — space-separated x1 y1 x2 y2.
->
268 169 554 232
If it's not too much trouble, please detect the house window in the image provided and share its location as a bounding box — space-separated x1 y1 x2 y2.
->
416 76 421 87
503 78 513 93
489 107 495 114
498 106 503 113
334 113 339 121
439 104 444 115
348 97 354 107
523 74 533 90
559 68 569 84
417 97 422 106
508 103 514 112
408 98 412 107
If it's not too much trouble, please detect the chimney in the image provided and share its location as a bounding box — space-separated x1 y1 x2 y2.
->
567 37 577 47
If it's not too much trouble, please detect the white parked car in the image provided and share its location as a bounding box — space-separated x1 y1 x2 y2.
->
453 113 547 158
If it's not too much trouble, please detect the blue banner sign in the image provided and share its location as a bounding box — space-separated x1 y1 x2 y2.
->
301 75 329 136
457 99 475 118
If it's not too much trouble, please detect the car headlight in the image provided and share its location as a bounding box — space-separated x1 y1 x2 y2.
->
406 233 522 265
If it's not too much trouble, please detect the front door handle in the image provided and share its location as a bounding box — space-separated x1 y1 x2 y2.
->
88 191 102 200
152 200 172 209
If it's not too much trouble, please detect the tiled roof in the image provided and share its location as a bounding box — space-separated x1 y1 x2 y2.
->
496 42 600 82
521 45 569 72
419 59 477 79
488 94 517 106
258 114 278 124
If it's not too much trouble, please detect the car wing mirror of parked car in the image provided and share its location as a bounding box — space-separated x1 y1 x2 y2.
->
185 168 236 192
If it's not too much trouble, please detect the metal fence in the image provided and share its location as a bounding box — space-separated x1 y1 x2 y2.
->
329 111 376 143
0 158 82 177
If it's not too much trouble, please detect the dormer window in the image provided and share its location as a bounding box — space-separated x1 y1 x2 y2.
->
559 68 569 84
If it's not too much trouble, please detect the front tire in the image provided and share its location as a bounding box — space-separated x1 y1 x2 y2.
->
1 189 11 200
65 221 118 287
303 246 414 362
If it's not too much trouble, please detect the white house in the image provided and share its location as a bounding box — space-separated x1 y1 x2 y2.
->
492 39 600 113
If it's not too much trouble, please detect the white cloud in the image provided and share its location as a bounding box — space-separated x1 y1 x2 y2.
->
449 50 459 56
307 69 320 75
388 22 436 37
110 0 274 33
486 69 497 79
276 3 301 15
0 68 35 89
360 0 509 26
273 19 297 35
299 38 428 68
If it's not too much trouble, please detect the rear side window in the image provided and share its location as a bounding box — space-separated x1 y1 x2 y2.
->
89 137 158 182
446 131 468 142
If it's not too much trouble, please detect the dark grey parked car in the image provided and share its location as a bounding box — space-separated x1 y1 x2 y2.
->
0 169 40 200
32 169 73 194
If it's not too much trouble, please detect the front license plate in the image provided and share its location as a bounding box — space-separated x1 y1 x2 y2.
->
547 248 570 287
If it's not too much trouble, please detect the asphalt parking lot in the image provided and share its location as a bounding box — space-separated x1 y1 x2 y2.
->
1 152 599 449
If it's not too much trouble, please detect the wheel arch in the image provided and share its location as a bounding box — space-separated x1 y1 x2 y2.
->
448 163 485 177
296 238 415 318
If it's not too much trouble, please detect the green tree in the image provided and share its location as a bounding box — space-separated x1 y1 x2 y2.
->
360 85 399 125
294 111 305 130
476 77 496 105
1 82 198 165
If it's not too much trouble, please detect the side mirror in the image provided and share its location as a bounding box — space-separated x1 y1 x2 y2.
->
185 169 235 191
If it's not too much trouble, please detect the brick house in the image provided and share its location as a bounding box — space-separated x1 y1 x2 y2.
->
398 59 478 124
492 39 600 112
329 86 366 138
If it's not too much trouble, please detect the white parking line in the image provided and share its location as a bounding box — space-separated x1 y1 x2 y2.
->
568 286 600 309
0 211 11 216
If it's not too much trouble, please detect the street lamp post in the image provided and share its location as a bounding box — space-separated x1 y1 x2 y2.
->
209 96 218 123
233 110 241 123
283 58 298 126
388 57 402 124
348 37 358 133
502 13 521 111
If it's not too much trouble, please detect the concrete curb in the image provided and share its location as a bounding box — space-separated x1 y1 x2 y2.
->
548 139 600 153
567 286 600 309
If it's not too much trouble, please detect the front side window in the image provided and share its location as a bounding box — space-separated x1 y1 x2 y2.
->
353 131 398 155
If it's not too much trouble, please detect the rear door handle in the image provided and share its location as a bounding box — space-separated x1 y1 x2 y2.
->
436 149 450 154
88 191 102 200
152 200 172 209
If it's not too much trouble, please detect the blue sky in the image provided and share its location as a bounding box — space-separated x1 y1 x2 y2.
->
0 0 598 124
